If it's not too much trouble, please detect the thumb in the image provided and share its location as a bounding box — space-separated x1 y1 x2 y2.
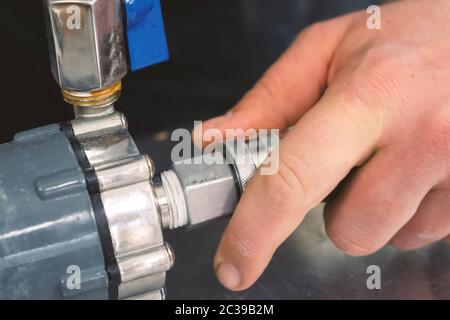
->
193 13 356 148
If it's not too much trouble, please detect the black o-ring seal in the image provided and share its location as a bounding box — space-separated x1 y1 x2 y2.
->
60 122 121 300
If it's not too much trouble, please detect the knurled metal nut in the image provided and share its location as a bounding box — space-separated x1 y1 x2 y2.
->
223 140 257 193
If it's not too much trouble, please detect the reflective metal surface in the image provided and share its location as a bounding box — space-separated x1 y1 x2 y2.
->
137 133 450 300
44 0 127 91
71 108 127 137
158 170 189 229
128 288 166 300
168 158 238 227
223 133 279 192
158 135 279 229
72 111 172 300
96 155 152 192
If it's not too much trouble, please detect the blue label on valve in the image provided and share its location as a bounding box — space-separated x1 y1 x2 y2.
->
123 0 169 71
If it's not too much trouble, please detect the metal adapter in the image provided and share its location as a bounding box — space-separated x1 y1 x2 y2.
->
157 133 280 230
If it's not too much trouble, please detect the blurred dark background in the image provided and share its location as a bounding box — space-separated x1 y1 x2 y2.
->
0 0 377 143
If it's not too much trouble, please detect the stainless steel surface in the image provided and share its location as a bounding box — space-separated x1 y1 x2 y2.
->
128 289 167 300
223 132 279 192
223 140 256 192
170 158 239 227
71 110 127 137
154 183 172 230
73 104 118 119
145 155 156 179
44 0 127 91
158 135 279 229
72 111 172 300
101 182 169 299
96 155 153 192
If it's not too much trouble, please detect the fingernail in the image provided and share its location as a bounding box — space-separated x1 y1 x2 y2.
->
215 262 242 290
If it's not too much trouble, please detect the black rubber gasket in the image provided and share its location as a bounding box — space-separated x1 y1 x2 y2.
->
88 193 120 300
60 122 120 300
215 145 243 198
228 163 242 198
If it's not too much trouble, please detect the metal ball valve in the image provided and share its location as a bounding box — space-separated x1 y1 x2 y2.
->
43 0 168 108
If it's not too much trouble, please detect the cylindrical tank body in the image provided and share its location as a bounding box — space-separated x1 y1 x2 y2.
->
0 125 108 299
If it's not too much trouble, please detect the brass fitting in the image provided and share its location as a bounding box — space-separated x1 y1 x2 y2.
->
62 81 122 109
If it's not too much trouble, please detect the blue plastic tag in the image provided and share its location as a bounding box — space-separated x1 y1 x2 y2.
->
123 0 169 71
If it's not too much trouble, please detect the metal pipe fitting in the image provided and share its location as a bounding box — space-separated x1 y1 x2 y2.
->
223 131 280 192
158 133 280 230
158 170 189 229
66 111 172 299
62 81 123 109
44 0 128 107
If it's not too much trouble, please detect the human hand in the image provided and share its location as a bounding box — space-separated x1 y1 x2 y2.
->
193 0 450 291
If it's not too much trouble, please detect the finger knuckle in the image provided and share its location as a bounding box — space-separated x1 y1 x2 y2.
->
340 47 406 116
263 153 313 219
390 222 447 250
420 113 450 159
264 175 300 220
361 47 401 73
389 230 435 251
337 80 384 132
389 237 418 251
325 205 392 256
326 225 379 256
279 151 314 198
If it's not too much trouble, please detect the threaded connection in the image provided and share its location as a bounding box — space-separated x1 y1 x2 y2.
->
62 81 122 108
159 170 189 229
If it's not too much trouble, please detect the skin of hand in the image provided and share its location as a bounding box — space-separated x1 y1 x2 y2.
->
193 0 450 291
